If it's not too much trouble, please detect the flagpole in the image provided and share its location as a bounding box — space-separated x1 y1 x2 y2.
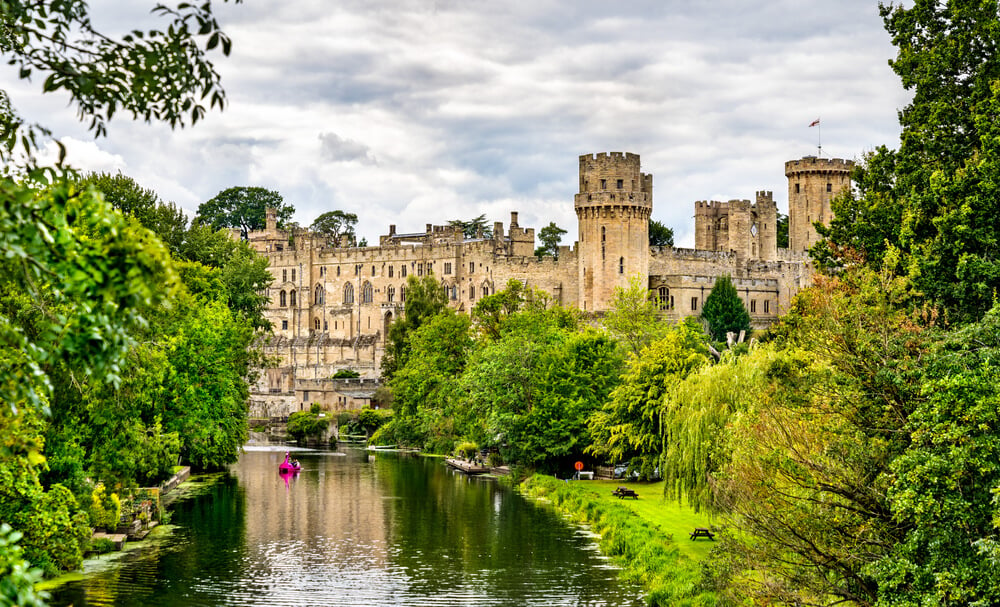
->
817 119 822 157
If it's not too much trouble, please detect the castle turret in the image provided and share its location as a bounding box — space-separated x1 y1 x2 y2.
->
785 156 853 252
574 152 651 312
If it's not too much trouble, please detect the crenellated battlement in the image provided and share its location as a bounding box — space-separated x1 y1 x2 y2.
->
784 156 854 175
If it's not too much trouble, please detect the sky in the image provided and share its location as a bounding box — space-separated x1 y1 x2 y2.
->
5 0 911 248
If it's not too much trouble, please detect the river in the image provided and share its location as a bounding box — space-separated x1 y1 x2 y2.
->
49 446 644 606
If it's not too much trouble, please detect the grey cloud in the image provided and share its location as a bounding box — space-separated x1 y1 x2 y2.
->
319 132 377 164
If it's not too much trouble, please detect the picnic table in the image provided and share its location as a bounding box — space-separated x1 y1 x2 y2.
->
689 527 715 540
612 486 639 499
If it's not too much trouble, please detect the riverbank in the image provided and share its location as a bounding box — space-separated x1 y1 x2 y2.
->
520 475 718 606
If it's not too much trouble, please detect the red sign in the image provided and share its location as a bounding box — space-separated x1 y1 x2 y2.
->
574 461 584 471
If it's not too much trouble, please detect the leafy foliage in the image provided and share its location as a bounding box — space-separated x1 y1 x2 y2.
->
648 219 674 247
382 274 449 379
700 275 750 342
311 210 358 247
287 404 330 444
447 214 492 239
195 186 293 240
601 274 669 356
534 222 567 258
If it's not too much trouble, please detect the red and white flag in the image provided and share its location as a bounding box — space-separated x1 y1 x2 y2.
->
809 118 820 127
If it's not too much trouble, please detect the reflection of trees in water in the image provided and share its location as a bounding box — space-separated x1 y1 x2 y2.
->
374 454 632 602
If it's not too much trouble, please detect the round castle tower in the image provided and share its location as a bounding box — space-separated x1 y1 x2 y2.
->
575 152 652 312
785 156 853 253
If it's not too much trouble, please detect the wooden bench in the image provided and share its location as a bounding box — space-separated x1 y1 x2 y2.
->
689 527 715 541
612 486 639 499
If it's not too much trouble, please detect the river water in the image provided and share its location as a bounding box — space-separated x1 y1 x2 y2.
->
50 447 644 606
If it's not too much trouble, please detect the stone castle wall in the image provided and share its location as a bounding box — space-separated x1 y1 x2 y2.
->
248 152 851 417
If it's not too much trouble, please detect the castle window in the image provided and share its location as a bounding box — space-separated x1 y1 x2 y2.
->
450 285 457 300
601 227 606 261
600 179 607 190
619 257 624 274
617 179 623 189
401 265 407 277
470 285 475 300
417 263 423 276
764 300 770 314
291 269 296 282
389 266 394 278
361 282 373 303
314 284 325 305
400 286 407 302
470 262 475 273
336 266 341 277
290 290 297 306
324 321 328 330
387 286 395 303
691 297 698 311
282 269 287 282
320 267 325 277
444 262 452 275
280 290 287 307
827 182 832 192
282 320 288 330
750 300 757 313
658 287 670 309
343 283 354 304
354 265 360 276
372 265 376 276
314 318 320 331
795 183 800 194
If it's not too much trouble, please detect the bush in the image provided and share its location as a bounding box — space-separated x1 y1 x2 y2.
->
455 441 478 460
332 369 360 378
287 407 330 443
88 483 121 530
358 408 390 433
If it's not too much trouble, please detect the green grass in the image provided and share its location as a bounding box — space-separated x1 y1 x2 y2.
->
521 474 719 606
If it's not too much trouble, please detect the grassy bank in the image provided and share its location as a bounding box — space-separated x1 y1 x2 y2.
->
520 475 718 606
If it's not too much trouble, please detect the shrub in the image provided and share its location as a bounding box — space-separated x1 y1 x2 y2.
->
88 483 121 530
287 407 330 443
455 441 478 460
332 369 360 378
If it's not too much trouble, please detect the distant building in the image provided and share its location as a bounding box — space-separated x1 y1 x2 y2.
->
245 152 852 417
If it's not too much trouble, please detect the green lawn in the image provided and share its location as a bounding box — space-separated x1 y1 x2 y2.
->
566 478 718 561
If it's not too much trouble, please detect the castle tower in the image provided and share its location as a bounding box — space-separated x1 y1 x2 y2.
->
754 190 778 261
785 156 853 252
575 152 652 312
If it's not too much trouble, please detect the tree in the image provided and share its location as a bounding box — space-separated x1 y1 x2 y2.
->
382 274 449 379
814 1 1000 320
775 211 788 248
700 274 750 342
649 219 674 247
195 186 293 240
587 319 710 479
448 214 493 239
311 210 358 247
0 1 235 152
80 172 188 256
534 222 566 258
602 274 669 356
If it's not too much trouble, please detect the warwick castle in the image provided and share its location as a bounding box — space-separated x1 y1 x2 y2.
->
246 152 852 418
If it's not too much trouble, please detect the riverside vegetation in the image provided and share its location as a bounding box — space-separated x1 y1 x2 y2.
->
6 1 1000 606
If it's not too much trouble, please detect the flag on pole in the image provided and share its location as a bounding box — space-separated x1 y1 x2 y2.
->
809 118 820 127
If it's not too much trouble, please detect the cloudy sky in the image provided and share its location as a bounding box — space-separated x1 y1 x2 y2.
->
7 0 910 248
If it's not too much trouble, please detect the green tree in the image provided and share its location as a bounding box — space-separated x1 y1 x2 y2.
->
382 274 448 379
80 172 189 256
195 186 293 240
649 219 674 247
814 1 1000 320
448 214 493 239
700 274 751 342
775 211 788 248
601 274 668 356
534 222 567 258
311 210 358 247
587 319 710 479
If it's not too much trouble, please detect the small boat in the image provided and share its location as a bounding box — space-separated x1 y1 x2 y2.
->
279 452 302 473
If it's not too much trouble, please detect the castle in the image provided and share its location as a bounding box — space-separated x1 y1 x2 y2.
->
245 152 852 417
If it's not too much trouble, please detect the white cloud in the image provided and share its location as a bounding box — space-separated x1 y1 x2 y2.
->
6 1 909 249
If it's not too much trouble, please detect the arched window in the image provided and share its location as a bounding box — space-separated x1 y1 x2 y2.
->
469 285 475 300
400 286 407 302
389 265 394 278
658 287 670 310
315 284 325 305
361 281 373 303
280 290 287 307
343 283 354 304
314 318 321 331
289 289 296 306
387 286 396 303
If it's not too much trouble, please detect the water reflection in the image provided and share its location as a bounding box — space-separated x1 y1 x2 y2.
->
50 448 643 606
